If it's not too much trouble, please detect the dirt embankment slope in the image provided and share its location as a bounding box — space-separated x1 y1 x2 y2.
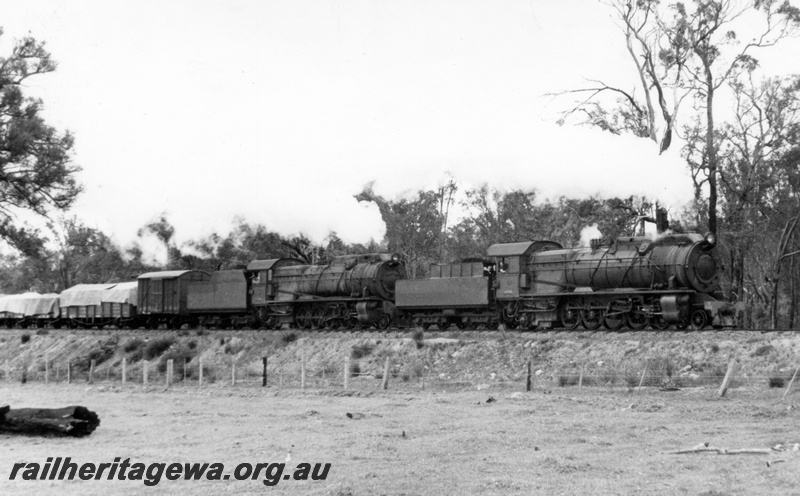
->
0 328 798 389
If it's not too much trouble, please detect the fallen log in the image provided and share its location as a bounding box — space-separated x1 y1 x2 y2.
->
0 405 100 437
668 442 773 455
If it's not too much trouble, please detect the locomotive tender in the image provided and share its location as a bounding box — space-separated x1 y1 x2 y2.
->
0 232 737 331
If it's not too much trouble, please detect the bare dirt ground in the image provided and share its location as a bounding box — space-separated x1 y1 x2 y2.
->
3 382 800 495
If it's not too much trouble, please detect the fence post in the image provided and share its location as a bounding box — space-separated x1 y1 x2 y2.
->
89 359 96 385
67 360 71 384
122 357 127 385
344 356 350 390
301 353 306 389
782 364 800 401
143 360 149 387
279 364 283 388
21 362 27 384
719 357 737 397
578 363 585 388
4 359 8 381
231 358 236 386
636 360 648 394
526 358 532 392
381 357 390 390
198 358 203 387
167 359 173 388
262 356 267 387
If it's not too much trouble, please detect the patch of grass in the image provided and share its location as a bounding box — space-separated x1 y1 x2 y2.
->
187 340 197 350
349 361 361 376
351 343 374 360
20 333 30 344
752 345 775 357
317 361 338 378
708 343 720 353
224 338 245 355
35 328 49 336
158 344 196 378
281 331 298 344
411 329 425 349
123 337 145 353
142 337 176 361
195 328 207 336
558 373 580 387
768 376 785 388
74 338 118 372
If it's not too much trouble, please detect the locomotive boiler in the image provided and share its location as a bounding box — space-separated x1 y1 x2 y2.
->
248 253 406 329
520 232 732 329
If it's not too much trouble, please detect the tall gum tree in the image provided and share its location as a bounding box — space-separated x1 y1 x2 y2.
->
0 30 82 253
555 0 800 235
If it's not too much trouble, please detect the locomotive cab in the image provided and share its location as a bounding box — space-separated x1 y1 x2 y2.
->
486 241 564 300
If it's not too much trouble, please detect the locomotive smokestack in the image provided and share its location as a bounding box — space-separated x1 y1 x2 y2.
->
656 207 669 233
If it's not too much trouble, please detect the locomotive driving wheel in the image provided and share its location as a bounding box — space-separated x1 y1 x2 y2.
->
559 301 582 330
581 302 604 330
311 307 325 329
627 310 648 330
649 316 670 330
295 307 313 329
603 312 627 331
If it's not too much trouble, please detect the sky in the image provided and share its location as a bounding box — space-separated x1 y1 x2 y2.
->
1 0 799 260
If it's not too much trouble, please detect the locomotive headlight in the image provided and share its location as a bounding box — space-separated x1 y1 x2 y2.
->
391 253 401 263
704 232 717 247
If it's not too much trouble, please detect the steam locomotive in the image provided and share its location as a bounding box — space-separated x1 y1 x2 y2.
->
397 232 737 330
0 232 737 331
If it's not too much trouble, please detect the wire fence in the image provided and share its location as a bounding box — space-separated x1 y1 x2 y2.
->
3 353 800 399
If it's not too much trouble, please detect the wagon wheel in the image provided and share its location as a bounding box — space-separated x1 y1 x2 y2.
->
421 322 431 330
456 319 468 330
690 310 708 330
559 301 582 330
581 306 604 330
603 312 627 331
649 316 670 330
436 318 450 330
486 321 500 330
626 310 648 330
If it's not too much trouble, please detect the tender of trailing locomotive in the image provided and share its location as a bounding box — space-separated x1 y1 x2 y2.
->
248 253 406 330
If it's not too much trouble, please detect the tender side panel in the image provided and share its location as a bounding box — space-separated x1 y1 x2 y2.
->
396 277 489 308
187 271 247 312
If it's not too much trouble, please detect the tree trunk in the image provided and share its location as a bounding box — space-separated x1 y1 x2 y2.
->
790 256 796 329
0 405 100 437
704 68 718 236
